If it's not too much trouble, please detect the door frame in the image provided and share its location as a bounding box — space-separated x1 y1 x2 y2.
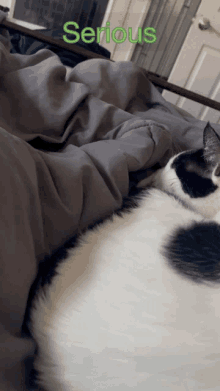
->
99 0 151 61
162 0 220 105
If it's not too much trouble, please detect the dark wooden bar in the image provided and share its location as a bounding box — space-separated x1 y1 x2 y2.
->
1 18 108 60
1 17 220 113
146 71 220 112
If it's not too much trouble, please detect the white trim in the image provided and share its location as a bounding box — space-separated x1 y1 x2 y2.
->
8 0 15 18
100 0 151 61
6 16 46 30
101 0 115 28
1 0 46 30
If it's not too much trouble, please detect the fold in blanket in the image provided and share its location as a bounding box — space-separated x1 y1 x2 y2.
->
0 9 219 391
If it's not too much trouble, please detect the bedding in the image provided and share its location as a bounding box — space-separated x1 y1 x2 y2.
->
0 9 220 391
9 25 110 67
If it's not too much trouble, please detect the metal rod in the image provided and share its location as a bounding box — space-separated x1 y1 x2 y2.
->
1 18 109 60
146 71 220 112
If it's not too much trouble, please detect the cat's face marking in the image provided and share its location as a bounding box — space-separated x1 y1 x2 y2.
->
170 149 217 198
138 122 220 218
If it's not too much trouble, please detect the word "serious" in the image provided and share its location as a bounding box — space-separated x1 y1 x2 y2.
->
63 22 157 44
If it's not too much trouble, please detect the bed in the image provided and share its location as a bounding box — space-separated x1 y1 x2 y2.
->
0 8 220 391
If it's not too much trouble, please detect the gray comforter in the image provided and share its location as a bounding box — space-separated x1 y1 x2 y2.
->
0 10 219 391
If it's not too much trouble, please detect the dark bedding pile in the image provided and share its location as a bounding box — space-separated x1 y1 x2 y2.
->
8 25 110 67
0 9 219 391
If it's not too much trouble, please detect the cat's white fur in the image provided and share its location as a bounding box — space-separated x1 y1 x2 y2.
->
30 144 220 390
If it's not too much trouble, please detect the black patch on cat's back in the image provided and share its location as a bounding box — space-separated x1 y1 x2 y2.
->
163 221 220 284
171 149 217 198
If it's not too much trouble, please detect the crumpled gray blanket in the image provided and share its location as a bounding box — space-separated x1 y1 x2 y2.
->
0 10 219 391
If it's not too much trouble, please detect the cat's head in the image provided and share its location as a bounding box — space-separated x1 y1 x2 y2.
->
138 122 220 219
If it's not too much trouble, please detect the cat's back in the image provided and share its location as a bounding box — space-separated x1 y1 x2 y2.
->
30 188 220 391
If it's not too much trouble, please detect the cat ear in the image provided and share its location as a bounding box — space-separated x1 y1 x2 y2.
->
203 122 220 166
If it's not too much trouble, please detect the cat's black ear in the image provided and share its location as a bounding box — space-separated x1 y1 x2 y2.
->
203 122 220 166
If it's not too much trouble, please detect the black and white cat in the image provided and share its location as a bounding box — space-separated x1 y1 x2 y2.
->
29 122 220 391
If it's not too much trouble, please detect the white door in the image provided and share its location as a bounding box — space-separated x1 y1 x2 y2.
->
162 0 220 124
